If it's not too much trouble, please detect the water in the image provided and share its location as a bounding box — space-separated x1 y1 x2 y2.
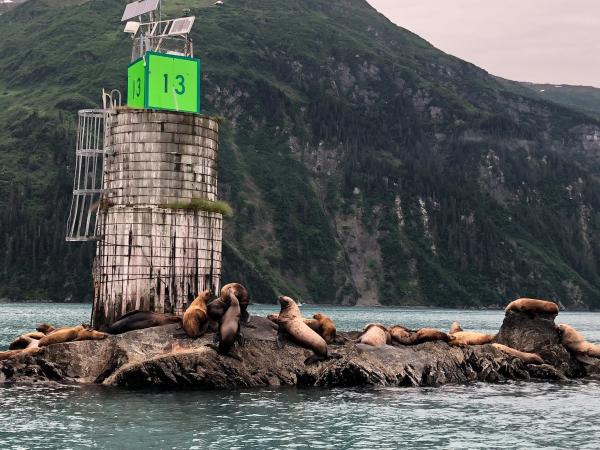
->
1 303 600 449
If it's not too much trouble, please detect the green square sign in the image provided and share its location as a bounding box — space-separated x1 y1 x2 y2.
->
127 51 201 113
127 58 145 109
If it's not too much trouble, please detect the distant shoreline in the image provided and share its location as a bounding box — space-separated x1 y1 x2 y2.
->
0 299 594 312
0 299 90 304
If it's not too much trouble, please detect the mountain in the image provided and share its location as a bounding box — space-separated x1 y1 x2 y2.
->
515 82 600 119
1 0 600 308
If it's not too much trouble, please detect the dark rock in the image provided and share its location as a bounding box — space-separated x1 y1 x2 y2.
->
1 313 598 390
494 309 585 378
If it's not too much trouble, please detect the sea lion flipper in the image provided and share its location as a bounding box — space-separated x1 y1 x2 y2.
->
205 343 218 352
575 353 597 365
241 309 251 324
304 354 326 365
237 332 246 347
276 330 287 349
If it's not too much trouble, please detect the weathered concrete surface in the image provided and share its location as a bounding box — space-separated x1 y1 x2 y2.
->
1 313 599 389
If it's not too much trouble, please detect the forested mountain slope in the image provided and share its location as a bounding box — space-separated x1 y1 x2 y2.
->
1 0 600 308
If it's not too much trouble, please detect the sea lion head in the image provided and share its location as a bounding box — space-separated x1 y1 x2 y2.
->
221 283 249 306
278 295 296 308
278 296 302 318
36 323 55 334
196 289 213 304
313 313 324 320
557 323 582 344
77 328 107 340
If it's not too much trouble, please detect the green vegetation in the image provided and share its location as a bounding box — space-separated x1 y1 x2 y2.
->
506 80 600 119
0 0 599 307
162 198 233 217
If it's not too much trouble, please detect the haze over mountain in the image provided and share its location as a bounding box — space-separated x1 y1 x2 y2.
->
0 0 599 309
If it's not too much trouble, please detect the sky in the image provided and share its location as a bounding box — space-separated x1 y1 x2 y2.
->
368 0 600 87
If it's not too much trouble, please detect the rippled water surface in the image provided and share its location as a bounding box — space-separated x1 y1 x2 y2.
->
1 303 600 449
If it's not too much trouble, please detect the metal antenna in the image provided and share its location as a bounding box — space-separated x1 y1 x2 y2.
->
122 0 196 61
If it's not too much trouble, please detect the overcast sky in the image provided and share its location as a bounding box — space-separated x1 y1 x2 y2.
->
368 0 600 87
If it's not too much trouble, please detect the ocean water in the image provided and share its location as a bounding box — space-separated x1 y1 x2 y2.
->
1 303 600 449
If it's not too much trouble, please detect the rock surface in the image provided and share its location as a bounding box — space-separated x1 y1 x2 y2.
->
1 312 599 389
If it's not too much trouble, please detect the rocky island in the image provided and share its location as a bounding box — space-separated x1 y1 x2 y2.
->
1 305 599 389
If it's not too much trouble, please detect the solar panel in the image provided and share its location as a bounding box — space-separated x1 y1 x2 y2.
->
121 0 160 22
168 16 195 35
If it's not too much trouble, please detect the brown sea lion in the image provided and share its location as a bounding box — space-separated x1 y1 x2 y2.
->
303 318 321 333
276 296 333 364
8 332 46 350
24 332 46 340
0 348 41 361
38 325 85 347
220 283 250 323
268 313 332 341
449 321 463 334
36 323 55 334
359 323 391 347
505 298 559 315
492 343 544 365
9 335 35 350
313 313 336 344
217 292 244 356
106 311 181 335
389 325 418 345
389 325 417 345
74 328 107 342
415 328 452 343
449 331 495 346
0 349 24 361
207 295 231 324
558 324 600 358
38 325 106 347
182 290 211 338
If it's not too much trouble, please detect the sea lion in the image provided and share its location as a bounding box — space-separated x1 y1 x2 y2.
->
313 313 336 344
449 331 495 346
38 325 85 347
267 313 331 341
24 332 45 340
106 310 181 335
220 283 251 323
8 331 46 350
449 321 463 334
207 295 231 324
9 335 34 350
303 318 321 333
217 291 244 356
0 349 24 361
36 323 55 334
415 328 451 343
505 298 559 315
38 325 106 347
492 343 544 365
359 323 391 347
182 290 211 338
389 325 418 345
74 328 107 342
276 296 331 364
558 324 600 358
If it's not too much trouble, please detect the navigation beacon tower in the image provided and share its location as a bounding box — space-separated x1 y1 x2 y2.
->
66 0 222 330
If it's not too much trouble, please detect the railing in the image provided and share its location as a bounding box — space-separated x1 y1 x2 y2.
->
65 109 107 241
